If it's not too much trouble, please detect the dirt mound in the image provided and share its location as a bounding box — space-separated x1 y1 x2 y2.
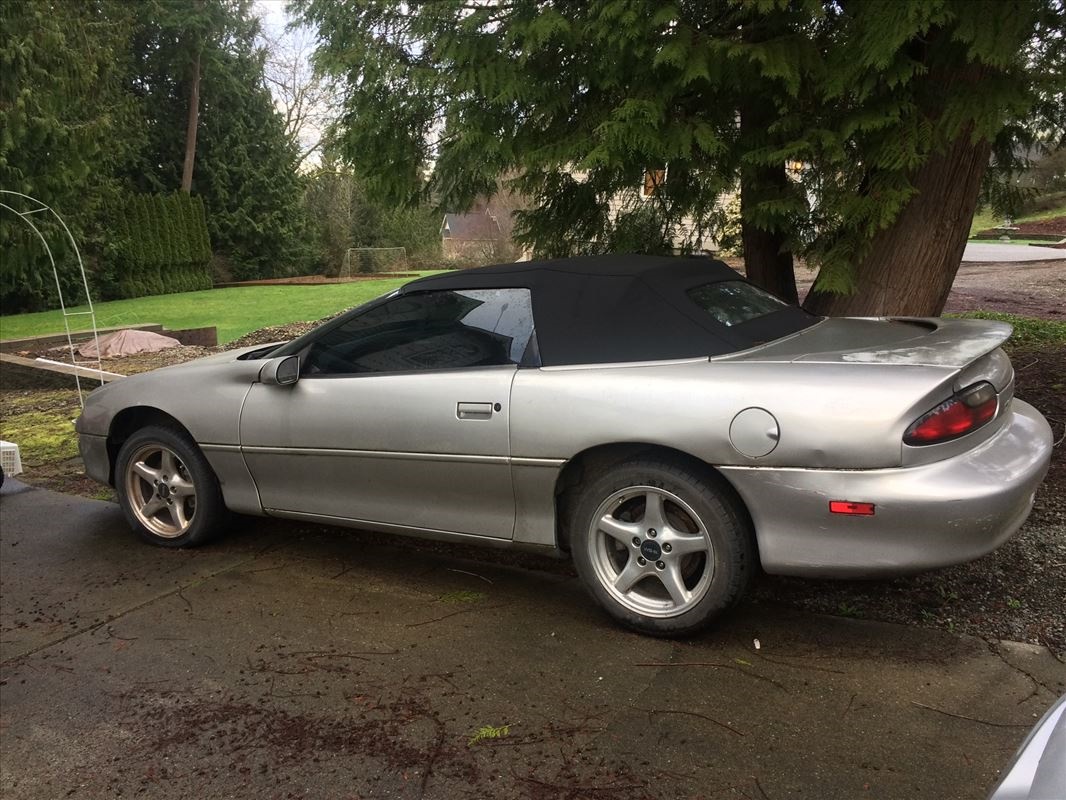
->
222 307 358 351
78 329 181 358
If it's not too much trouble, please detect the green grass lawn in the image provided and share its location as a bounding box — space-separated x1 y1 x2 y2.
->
947 311 1066 348
0 274 439 344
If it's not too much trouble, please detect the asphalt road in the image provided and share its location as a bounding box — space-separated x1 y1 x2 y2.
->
962 243 1065 262
2 480 1064 800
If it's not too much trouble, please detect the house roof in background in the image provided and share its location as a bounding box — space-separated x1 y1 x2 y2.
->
441 212 502 240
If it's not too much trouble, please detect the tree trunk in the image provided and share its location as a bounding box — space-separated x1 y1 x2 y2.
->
741 175 798 304
181 47 201 193
739 105 798 304
804 44 993 318
803 131 991 317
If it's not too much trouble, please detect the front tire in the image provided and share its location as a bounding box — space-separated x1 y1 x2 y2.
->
571 457 756 636
115 425 227 547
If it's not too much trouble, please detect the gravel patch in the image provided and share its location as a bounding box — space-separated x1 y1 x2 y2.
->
753 494 1066 656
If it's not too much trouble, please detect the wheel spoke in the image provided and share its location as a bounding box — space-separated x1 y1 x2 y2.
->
161 450 178 478
132 461 161 484
140 497 166 518
168 501 189 531
659 563 691 607
598 514 640 545
613 558 647 594
642 491 667 532
170 477 196 499
665 532 708 557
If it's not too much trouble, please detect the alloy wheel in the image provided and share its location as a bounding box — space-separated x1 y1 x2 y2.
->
124 443 198 539
587 485 716 618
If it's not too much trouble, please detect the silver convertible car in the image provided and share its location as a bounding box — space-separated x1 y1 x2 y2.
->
76 255 1053 635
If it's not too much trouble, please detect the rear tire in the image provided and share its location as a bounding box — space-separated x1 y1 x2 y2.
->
570 457 756 636
115 425 227 547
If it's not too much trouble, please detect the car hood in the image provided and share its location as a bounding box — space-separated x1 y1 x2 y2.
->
725 317 1012 369
153 341 286 371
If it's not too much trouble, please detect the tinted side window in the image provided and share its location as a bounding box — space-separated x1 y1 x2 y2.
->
687 280 788 327
304 288 534 375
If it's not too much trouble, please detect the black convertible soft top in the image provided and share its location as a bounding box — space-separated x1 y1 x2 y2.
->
404 255 817 366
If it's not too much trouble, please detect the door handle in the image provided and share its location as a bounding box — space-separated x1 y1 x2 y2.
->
457 402 494 420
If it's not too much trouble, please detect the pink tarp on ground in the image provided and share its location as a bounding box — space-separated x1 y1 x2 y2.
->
78 329 181 358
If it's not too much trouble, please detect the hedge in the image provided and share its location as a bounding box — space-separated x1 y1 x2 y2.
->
104 193 213 299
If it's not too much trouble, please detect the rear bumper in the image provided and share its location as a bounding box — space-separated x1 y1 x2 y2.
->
720 399 1053 578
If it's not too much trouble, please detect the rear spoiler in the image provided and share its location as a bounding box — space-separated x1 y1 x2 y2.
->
819 318 1013 368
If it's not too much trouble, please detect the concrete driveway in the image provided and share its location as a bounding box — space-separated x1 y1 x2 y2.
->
2 481 1063 799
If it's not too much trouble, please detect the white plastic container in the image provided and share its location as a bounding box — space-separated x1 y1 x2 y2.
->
1 440 23 476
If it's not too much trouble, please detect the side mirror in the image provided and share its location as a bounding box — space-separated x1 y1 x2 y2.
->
259 355 300 386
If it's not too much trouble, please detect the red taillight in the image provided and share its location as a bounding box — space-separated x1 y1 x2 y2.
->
904 382 997 446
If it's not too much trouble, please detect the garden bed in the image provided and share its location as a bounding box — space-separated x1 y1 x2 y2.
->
976 214 1066 238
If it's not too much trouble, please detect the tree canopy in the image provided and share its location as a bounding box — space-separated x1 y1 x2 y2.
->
0 0 319 309
0 0 141 310
302 162 442 274
295 0 1065 315
122 0 311 281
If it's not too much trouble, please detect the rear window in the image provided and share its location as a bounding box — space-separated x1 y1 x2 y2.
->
687 280 789 327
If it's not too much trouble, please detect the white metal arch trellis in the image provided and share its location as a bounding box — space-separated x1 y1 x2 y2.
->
0 190 104 406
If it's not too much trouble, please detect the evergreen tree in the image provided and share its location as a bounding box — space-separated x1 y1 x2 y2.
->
294 0 1064 315
193 23 310 280
799 0 1059 315
124 0 310 281
0 0 142 311
1 0 320 310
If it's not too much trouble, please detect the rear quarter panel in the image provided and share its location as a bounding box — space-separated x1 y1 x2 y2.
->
510 359 959 469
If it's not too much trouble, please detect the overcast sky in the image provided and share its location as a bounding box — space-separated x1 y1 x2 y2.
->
254 0 289 38
253 0 329 168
